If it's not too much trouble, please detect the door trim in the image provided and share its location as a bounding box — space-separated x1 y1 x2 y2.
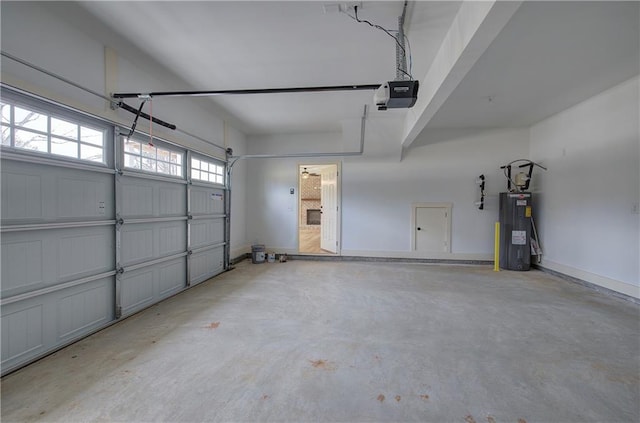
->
411 202 452 253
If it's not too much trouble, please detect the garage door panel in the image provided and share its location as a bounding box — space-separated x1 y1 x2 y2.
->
120 269 155 316
190 247 224 286
190 187 224 215
190 219 224 249
1 276 114 373
120 182 154 217
1 161 114 223
1 171 43 220
1 238 44 294
1 303 44 365
58 177 108 219
119 176 186 218
59 229 113 280
1 227 114 298
119 222 186 267
120 257 187 316
57 277 114 341
158 259 186 298
120 227 155 266
159 186 184 216
57 279 113 342
159 223 186 256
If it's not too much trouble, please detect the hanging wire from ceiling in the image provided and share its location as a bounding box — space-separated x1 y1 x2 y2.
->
342 4 413 80
402 35 413 80
148 97 154 147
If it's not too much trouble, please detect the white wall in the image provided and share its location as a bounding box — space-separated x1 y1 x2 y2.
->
246 127 530 259
343 128 529 257
0 1 237 158
530 76 640 297
1 2 107 111
245 132 344 249
226 124 248 258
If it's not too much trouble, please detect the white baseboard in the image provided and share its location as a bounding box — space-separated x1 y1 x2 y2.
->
257 247 639 299
230 244 251 261
538 259 640 299
341 249 493 261
263 247 492 262
263 247 298 255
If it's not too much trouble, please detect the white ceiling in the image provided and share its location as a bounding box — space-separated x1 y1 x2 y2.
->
74 0 462 135
416 1 639 146
31 1 639 147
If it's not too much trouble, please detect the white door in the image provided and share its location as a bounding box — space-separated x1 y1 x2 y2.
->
320 166 338 253
415 207 449 252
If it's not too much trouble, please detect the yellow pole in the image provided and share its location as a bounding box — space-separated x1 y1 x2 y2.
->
494 222 500 272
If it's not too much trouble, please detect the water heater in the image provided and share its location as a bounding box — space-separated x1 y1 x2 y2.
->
499 192 532 271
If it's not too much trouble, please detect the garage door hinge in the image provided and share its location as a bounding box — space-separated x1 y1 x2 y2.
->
187 214 193 220
187 249 193 256
116 266 125 275
115 306 122 319
115 215 124 228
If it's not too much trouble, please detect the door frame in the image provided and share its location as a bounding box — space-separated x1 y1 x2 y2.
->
297 162 342 255
411 202 452 253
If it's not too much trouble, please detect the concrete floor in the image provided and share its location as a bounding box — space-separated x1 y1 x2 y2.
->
1 260 639 422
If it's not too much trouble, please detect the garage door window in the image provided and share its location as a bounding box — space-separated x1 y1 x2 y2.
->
123 138 183 177
1 101 105 163
191 158 224 185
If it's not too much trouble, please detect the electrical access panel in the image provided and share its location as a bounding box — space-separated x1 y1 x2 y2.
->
499 192 532 271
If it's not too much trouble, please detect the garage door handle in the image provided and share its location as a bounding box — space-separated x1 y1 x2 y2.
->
417 227 421 231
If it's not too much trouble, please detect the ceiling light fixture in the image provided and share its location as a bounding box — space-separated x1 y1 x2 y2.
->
301 167 310 179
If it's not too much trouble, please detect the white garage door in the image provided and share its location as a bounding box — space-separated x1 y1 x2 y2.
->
1 90 116 374
1 88 229 374
188 155 226 286
116 137 189 317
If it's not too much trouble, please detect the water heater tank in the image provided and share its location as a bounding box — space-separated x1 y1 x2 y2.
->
499 192 532 271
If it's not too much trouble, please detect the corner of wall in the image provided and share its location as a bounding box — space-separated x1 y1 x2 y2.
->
528 75 640 295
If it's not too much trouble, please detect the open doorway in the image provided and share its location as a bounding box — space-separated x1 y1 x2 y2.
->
298 163 340 254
